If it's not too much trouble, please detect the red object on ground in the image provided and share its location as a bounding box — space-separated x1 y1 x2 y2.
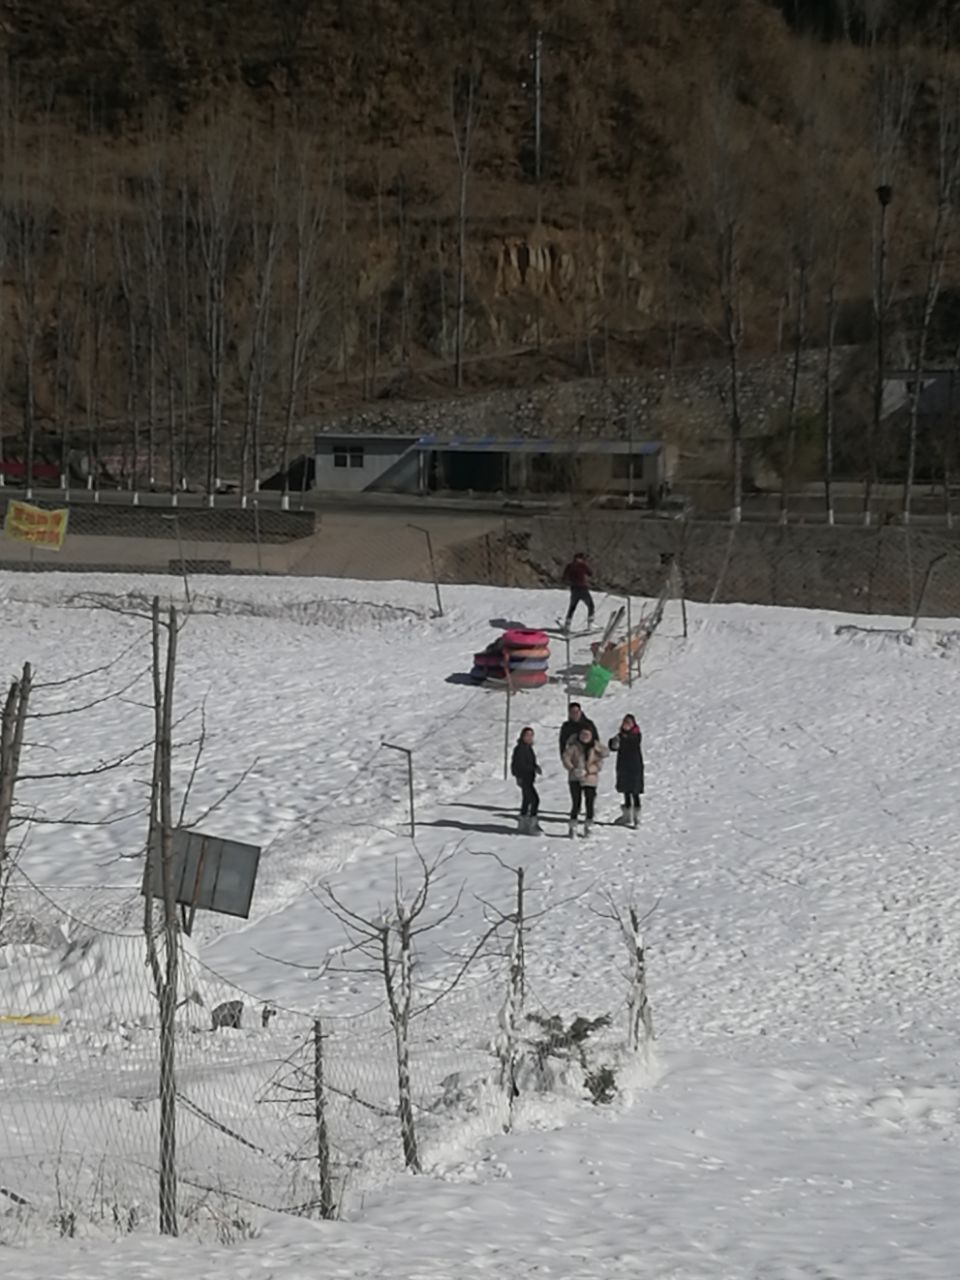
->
503 628 550 647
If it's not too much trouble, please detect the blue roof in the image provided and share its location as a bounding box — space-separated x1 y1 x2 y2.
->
414 437 661 455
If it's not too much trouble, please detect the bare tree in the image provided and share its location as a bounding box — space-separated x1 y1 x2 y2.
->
114 195 142 493
821 215 846 526
323 851 496 1171
52 206 80 491
779 223 813 524
192 122 241 500
324 862 430 1171
81 157 110 495
0 664 31 925
903 63 960 524
144 597 180 1236
177 172 194 492
279 133 329 508
239 143 283 499
396 173 411 364
435 219 449 362
0 81 9 489
141 112 178 494
451 64 481 390
804 58 863 528
9 122 51 501
567 55 600 376
865 51 914 525
595 894 655 1053
701 80 748 523
488 862 525 1128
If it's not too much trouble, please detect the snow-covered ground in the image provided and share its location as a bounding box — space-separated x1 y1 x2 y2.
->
2 571 960 1278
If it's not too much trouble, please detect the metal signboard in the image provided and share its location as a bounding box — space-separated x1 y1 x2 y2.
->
141 828 261 921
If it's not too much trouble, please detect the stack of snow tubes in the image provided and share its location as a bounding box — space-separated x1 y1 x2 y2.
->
470 628 550 689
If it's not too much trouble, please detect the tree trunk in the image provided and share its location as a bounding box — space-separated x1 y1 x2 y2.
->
823 279 838 525
726 318 743 524
23 322 36 500
451 69 478 391
394 1015 419 1172
779 260 807 525
455 159 468 390
312 1017 335 1219
0 665 31 909
382 914 420 1172
149 599 179 1237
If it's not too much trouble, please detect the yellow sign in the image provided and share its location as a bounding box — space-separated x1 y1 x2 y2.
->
3 501 69 550
0 1014 61 1026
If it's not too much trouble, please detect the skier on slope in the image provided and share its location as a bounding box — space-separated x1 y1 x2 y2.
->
558 702 598 760
608 713 644 829
562 723 608 839
510 726 543 836
561 551 595 632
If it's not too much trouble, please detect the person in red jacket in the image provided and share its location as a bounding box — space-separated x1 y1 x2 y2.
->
562 551 595 631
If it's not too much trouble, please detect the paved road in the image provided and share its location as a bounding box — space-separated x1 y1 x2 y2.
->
0 509 504 581
1 481 956 526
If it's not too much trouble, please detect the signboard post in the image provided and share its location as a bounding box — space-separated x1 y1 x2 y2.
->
141 829 261 935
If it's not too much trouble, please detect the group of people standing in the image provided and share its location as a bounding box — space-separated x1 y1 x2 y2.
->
510 702 645 838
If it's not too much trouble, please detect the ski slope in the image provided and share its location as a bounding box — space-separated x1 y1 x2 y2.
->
2 571 960 1279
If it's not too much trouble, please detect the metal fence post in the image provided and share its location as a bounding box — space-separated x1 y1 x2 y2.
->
253 499 263 575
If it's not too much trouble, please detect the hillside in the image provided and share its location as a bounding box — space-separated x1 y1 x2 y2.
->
0 0 957 485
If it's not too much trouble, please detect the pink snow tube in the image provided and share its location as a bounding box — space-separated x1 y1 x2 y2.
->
503 628 549 648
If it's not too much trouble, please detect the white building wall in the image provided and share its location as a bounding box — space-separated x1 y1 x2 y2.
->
313 438 417 493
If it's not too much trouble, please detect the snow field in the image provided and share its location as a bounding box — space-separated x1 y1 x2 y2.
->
1 571 960 1276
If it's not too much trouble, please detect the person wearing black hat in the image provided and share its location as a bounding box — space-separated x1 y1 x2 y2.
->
558 702 598 759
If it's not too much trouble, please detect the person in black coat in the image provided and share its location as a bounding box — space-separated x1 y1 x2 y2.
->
558 702 598 760
510 726 543 835
608 713 644 828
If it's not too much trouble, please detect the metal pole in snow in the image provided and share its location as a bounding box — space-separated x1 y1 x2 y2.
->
408 523 444 617
503 679 512 781
626 593 633 688
382 742 416 840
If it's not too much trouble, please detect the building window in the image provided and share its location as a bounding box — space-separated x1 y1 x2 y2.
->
333 446 365 469
612 455 637 480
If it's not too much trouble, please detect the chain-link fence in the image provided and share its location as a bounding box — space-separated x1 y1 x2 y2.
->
2 488 960 622
442 514 960 622
0 860 643 1245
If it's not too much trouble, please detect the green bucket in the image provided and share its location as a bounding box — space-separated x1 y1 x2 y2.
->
584 662 613 698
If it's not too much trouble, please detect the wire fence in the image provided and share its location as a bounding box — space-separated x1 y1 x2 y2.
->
2 489 960 623
443 514 960 623
0 859 641 1245
1 486 957 1247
